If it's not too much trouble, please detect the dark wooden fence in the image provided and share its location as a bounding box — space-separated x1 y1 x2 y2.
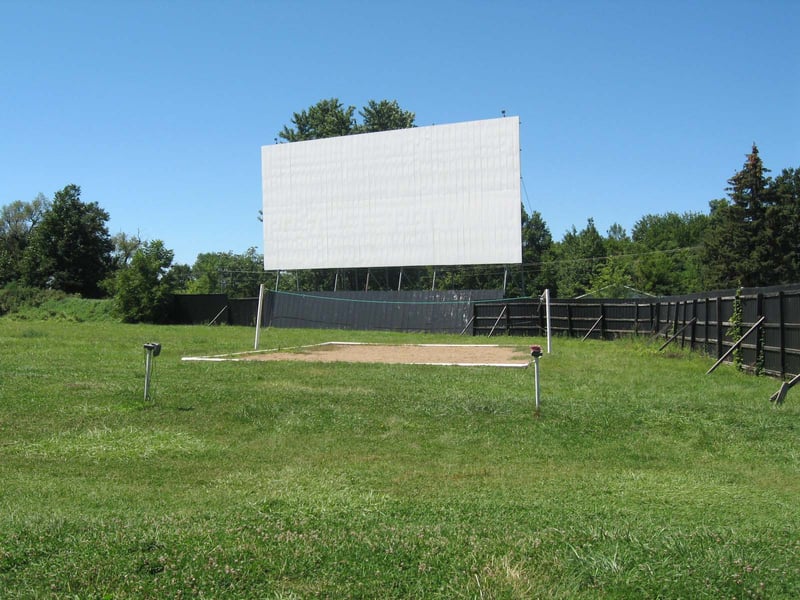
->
473 284 800 378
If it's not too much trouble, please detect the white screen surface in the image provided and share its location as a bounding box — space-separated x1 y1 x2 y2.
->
261 116 521 270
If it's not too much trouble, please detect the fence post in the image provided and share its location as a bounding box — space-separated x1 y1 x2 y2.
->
756 293 764 373
779 291 786 377
654 302 660 335
538 299 544 334
600 303 607 339
716 296 723 359
666 302 672 335
707 316 766 374
567 304 573 338
680 301 688 348
690 299 698 350
672 302 679 336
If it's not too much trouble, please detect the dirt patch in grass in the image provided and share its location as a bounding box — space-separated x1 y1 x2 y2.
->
234 343 531 367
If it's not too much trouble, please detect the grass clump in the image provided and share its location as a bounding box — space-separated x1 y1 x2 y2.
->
0 320 798 598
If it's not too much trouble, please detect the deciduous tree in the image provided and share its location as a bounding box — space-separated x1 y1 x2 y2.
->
110 240 177 323
187 248 264 298
0 193 50 284
358 99 415 133
519 208 553 295
631 212 707 294
552 218 605 297
109 232 142 271
21 185 113 297
278 98 416 142
278 98 357 142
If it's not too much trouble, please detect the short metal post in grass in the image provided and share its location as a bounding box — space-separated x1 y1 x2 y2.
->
143 342 161 402
530 344 543 415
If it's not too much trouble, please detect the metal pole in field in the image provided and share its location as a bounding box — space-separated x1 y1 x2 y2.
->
530 345 542 414
144 349 153 402
544 288 552 354
254 283 265 350
143 343 161 402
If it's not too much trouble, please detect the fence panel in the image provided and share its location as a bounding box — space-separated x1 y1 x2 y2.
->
473 285 800 378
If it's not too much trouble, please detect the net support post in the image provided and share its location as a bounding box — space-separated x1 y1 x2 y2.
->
544 289 552 353
254 283 265 350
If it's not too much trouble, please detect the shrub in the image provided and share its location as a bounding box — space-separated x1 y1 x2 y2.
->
0 283 68 316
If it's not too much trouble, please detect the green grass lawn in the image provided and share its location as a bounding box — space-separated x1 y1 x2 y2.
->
1 319 798 598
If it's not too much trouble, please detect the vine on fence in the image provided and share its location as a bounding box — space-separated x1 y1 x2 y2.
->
756 327 766 376
730 286 744 372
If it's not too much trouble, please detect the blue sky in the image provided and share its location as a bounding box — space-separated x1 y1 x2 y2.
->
1 0 797 266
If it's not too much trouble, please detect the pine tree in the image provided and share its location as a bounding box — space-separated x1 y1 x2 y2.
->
766 168 800 284
702 144 772 288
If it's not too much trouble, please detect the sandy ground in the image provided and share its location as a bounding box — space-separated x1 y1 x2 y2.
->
230 342 531 367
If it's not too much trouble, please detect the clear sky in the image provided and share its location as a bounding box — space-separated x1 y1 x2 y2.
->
1 0 797 266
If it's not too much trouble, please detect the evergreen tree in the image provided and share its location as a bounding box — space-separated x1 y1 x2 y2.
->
765 168 800 284
702 145 771 287
701 145 797 288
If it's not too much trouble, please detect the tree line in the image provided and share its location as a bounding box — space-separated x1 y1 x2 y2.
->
2 98 797 322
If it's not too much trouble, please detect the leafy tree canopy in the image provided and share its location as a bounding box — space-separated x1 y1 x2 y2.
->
520 207 554 295
358 99 416 133
109 240 177 323
550 218 606 298
21 184 113 298
187 248 264 298
109 232 143 271
632 212 708 250
0 193 50 285
629 211 708 295
278 98 415 142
